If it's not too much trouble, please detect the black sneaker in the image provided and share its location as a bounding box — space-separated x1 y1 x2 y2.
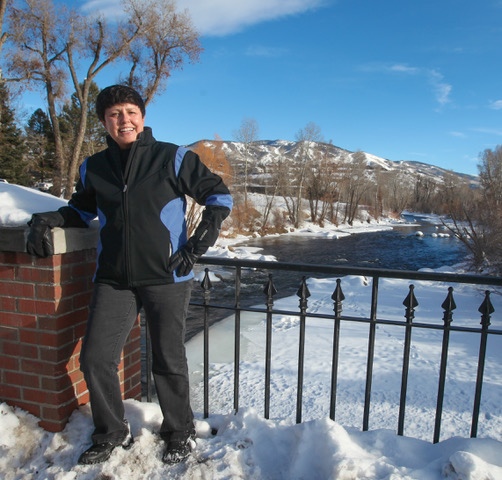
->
78 427 134 465
162 434 196 465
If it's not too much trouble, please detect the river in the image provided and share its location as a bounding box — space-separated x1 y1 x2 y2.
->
185 213 467 339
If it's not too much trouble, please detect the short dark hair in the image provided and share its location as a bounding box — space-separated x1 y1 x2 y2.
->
96 85 146 121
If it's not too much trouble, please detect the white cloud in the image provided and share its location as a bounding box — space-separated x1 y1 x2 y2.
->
428 69 452 106
359 62 452 108
177 0 328 36
81 0 329 36
245 45 289 57
449 131 466 138
472 127 502 136
388 64 419 74
489 100 502 110
80 0 123 18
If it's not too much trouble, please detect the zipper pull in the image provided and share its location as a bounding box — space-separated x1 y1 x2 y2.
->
123 184 128 193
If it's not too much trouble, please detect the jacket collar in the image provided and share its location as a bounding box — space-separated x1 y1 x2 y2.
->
106 126 155 151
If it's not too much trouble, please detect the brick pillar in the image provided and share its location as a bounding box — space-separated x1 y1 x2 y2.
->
0 226 142 432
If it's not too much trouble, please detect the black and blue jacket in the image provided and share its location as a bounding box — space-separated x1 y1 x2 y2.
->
62 127 232 287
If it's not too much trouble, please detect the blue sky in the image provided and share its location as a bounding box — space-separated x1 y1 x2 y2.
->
41 1 502 175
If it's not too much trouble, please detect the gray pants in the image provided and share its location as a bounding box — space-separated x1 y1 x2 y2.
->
79 281 194 445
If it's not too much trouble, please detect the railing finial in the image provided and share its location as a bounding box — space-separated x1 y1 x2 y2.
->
478 290 494 329
263 274 278 308
403 284 418 323
201 268 212 292
331 279 345 316
441 287 456 326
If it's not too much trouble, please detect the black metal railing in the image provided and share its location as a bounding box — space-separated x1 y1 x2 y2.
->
143 257 502 444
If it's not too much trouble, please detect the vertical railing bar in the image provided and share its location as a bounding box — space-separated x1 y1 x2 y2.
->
471 290 494 438
296 277 310 424
233 266 242 414
433 287 456 443
363 276 379 431
264 274 277 420
330 279 345 421
202 268 212 419
145 315 152 402
398 284 418 436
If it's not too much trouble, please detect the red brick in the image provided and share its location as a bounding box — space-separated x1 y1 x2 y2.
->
41 374 73 392
1 312 36 328
54 298 77 316
41 398 79 421
3 341 38 358
17 298 57 315
0 251 20 264
69 369 84 383
73 321 87 340
0 282 35 298
0 354 19 371
22 358 67 376
124 382 142 401
77 391 90 405
4 370 40 388
73 292 92 310
0 265 15 280
0 384 21 400
61 279 89 297
60 265 73 283
10 401 41 418
124 349 141 368
36 255 61 268
20 328 74 348
17 266 58 283
56 309 89 329
0 296 16 311
71 262 95 279
39 419 66 433
36 284 62 301
0 326 19 341
39 343 78 363
61 251 88 265
74 379 88 396
37 315 73 332
23 386 75 405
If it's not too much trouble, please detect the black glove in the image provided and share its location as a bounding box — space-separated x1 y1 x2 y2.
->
167 205 231 277
26 211 65 257
167 246 199 277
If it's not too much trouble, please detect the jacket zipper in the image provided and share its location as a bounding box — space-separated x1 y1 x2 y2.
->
122 142 139 287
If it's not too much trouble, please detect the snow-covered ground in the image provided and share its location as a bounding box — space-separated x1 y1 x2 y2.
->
1 183 502 479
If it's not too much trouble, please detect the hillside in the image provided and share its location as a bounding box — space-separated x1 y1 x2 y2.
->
189 139 479 189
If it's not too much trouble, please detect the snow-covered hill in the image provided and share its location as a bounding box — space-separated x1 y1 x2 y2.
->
189 139 479 189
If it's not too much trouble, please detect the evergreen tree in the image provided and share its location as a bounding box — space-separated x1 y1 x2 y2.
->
0 81 28 184
60 81 107 164
25 108 56 182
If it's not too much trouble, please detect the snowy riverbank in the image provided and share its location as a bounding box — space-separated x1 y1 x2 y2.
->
2 183 502 479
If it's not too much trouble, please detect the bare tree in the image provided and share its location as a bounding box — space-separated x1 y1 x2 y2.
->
289 122 323 227
0 0 11 77
6 0 71 194
260 150 285 231
121 1 201 105
233 117 259 206
385 169 411 216
4 0 201 197
340 151 370 225
305 143 338 225
187 140 232 237
478 145 502 206
444 145 502 273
